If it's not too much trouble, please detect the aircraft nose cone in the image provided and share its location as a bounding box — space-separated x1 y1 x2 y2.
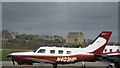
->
7 53 13 58
7 55 11 58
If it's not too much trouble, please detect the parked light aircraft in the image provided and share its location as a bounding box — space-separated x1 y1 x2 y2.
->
7 31 120 68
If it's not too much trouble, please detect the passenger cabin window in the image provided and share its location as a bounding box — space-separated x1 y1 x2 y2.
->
117 49 119 52
105 49 107 52
38 49 45 53
67 51 71 54
110 49 112 52
59 50 63 54
50 50 55 54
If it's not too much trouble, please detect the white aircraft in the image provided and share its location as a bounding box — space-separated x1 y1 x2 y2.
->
104 45 120 53
103 45 120 68
7 31 120 68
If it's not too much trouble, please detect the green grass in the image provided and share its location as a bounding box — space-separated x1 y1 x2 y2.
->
2 49 32 61
1 38 9 40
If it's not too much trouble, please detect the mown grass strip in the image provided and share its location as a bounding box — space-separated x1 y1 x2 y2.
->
2 49 32 61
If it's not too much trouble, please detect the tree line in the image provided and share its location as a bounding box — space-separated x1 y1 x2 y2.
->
2 30 65 49
1 30 119 49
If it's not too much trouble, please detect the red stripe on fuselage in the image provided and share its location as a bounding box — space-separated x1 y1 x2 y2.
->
103 51 120 54
11 54 95 64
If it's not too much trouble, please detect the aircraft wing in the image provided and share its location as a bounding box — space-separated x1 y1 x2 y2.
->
94 51 120 68
102 52 120 63
94 51 120 62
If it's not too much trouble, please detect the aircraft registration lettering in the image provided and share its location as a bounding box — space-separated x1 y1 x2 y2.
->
56 57 77 62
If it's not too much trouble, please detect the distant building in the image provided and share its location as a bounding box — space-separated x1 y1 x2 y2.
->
11 32 20 39
38 35 64 42
66 32 84 44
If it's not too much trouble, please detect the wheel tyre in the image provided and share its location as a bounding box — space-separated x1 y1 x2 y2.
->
53 64 57 68
107 65 113 68
114 63 120 68
82 64 86 68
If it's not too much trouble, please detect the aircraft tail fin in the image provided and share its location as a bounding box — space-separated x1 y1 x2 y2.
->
85 31 112 54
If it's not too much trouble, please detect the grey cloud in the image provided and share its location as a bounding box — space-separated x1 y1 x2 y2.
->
2 2 118 42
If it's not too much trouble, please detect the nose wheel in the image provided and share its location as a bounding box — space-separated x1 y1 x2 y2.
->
82 64 87 68
81 61 87 68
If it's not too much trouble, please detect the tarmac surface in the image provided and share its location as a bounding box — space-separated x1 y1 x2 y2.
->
2 61 115 68
1 66 113 68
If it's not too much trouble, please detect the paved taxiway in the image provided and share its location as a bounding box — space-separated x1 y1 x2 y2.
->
2 61 115 68
2 66 115 68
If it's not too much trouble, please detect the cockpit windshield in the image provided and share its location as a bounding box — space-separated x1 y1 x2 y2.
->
33 48 39 52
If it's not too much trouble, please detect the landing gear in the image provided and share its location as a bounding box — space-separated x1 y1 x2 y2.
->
114 62 120 68
103 61 113 68
53 63 57 68
106 64 113 68
82 64 87 68
18 65 22 68
81 61 87 68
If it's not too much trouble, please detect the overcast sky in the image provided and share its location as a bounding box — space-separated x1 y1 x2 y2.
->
2 2 118 43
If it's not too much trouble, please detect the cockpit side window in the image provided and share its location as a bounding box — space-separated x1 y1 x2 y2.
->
38 49 46 53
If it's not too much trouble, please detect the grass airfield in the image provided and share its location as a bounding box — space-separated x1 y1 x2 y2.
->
2 49 32 61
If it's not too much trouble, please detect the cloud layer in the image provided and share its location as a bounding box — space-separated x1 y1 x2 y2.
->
2 2 118 42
